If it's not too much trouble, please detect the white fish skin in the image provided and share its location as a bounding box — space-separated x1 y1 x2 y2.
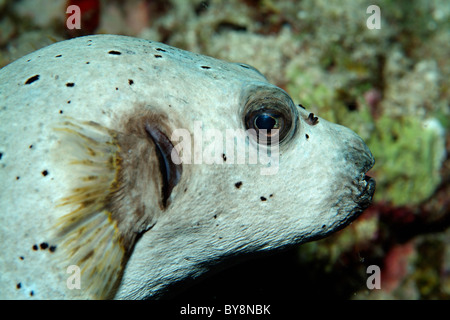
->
0 35 375 299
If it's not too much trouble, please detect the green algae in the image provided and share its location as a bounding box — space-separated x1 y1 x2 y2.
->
368 115 445 206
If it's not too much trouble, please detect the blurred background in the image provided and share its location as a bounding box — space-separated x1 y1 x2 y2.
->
0 0 448 299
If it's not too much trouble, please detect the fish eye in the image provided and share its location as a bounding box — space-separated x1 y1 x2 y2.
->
243 88 296 146
245 109 286 145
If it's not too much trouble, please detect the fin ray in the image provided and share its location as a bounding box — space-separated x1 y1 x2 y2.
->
52 119 126 299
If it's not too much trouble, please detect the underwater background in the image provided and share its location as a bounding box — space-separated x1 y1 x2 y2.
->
0 0 448 299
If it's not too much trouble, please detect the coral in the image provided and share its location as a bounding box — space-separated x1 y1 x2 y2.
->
380 242 415 293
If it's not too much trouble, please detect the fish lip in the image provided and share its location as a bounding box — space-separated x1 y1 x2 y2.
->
355 174 376 210
333 174 375 234
357 150 376 207
353 150 376 210
363 175 376 201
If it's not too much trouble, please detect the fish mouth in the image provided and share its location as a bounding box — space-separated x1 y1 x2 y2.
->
355 148 376 210
359 175 376 209
354 166 376 211
333 174 375 235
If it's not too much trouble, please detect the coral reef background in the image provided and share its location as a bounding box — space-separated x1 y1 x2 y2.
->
0 0 448 299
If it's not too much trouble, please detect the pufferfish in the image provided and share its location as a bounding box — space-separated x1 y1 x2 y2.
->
0 35 375 299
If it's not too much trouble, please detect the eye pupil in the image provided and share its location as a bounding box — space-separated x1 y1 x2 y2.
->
255 114 277 130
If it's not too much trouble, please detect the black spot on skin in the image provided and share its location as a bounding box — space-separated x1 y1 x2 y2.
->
128 79 134 85
115 87 119 91
306 113 319 126
0 152 2 160
19 256 24 260
49 245 57 253
66 82 75 87
305 134 309 140
213 215 217 219
201 66 211 69
30 291 34 296
16 283 21 289
41 170 49 177
16 176 20 180
298 104 305 109
222 153 227 162
156 48 166 52
32 244 38 251
269 194 273 198
154 54 162 58
108 50 121 55
239 64 250 69
39 242 49 250
260 196 267 201
29 145 33 149
322 225 326 229
55 54 62 58
67 100 71 104
235 181 242 189
86 61 90 64
24 75 40 85
59 110 63 114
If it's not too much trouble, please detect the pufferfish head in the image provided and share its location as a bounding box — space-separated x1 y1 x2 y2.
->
0 35 374 300
109 84 375 299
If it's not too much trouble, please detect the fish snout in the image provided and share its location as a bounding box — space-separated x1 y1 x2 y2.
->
339 126 376 210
